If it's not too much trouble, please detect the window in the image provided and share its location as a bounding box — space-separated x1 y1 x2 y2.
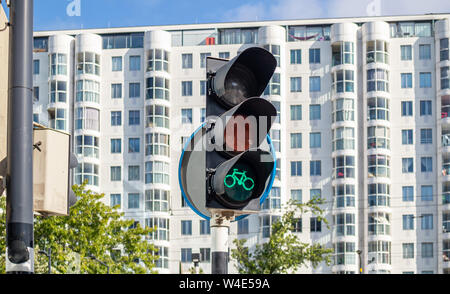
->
368 97 389 121
219 52 230 59
441 66 450 89
129 110 140 126
146 49 169 72
368 154 390 177
145 161 170 185
33 114 39 123
334 213 356 236
128 193 140 209
153 245 169 268
420 129 432 144
103 33 144 49
401 73 413 88
182 81 193 96
420 100 432 116
332 70 355 93
181 220 192 235
402 129 413 145
271 130 280 152
110 194 121 208
181 248 192 263
146 77 170 100
129 138 140 153
334 242 356 265
440 38 449 61
292 218 302 233
310 132 321 148
262 187 281 210
367 68 389 92
421 243 433 258
291 161 302 176
75 107 100 131
238 218 249 235
332 127 355 151
310 217 321 232
200 53 211 68
50 80 67 103
401 45 412 61
200 80 207 96
309 48 320 64
421 185 433 202
309 105 321 120
111 83 122 99
264 73 281 95
368 183 390 207
402 158 414 173
200 108 206 123
290 49 301 64
75 162 99 186
368 241 391 265
112 56 123 71
146 105 170 128
367 126 390 150
111 111 122 126
128 166 140 181
333 98 354 122
420 72 432 88
290 133 302 149
310 189 322 200
401 101 413 116
402 186 414 202
290 105 302 120
200 248 211 263
33 87 39 102
333 155 355 179
403 215 414 230
182 109 193 124
110 166 121 181
145 189 169 212
309 76 321 92
367 40 389 64
111 139 122 154
332 41 354 66
334 184 355 208
76 80 100 103
261 215 280 238
368 212 391 235
77 52 100 75
402 243 414 259
419 44 431 60
421 157 432 172
33 59 40 75
291 189 302 204
310 161 321 176
76 135 100 159
50 53 67 76
182 53 193 69
290 77 302 93
263 44 281 67
129 82 140 98
421 215 433 230
200 219 210 235
129 55 141 71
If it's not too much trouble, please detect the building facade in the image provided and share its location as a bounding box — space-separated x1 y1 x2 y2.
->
31 14 450 274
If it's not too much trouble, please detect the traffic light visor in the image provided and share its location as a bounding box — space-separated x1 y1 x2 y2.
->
212 47 276 108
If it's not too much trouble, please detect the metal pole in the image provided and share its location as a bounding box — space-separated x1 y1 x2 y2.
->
356 250 362 274
211 212 231 274
6 0 35 274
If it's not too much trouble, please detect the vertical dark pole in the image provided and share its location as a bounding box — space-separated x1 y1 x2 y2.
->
6 0 34 274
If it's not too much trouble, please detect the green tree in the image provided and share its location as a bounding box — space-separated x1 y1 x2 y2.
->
0 184 159 274
231 198 333 274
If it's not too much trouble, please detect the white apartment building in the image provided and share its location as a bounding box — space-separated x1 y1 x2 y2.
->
31 13 450 274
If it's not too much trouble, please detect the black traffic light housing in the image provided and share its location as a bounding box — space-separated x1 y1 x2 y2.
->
205 47 277 214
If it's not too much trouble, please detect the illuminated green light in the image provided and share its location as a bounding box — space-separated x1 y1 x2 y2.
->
223 163 256 203
224 168 255 191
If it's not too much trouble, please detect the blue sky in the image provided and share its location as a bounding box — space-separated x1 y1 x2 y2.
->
1 0 450 31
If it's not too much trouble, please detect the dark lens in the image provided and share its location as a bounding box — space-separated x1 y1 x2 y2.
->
223 64 258 106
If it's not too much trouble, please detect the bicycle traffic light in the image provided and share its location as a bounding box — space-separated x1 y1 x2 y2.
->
205 47 277 214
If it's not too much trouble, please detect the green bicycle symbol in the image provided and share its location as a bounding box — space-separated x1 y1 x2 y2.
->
224 169 255 191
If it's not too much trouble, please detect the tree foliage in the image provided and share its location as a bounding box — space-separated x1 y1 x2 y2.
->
0 184 159 274
231 198 333 274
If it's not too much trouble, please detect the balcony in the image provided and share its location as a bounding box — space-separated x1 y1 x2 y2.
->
442 133 450 153
442 96 450 125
